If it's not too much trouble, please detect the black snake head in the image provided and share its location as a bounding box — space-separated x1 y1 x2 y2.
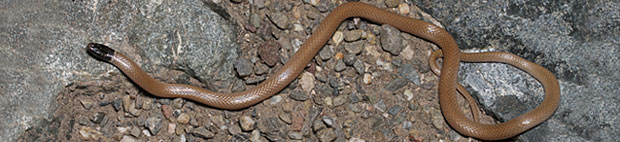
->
87 43 115 62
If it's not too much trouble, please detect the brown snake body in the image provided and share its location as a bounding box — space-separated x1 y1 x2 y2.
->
87 2 560 140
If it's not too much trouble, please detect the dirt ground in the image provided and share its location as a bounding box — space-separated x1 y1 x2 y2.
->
18 1 504 142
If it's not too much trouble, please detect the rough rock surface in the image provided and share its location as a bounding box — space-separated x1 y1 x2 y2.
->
415 0 620 141
0 0 239 141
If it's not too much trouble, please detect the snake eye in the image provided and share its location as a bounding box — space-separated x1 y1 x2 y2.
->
87 43 115 61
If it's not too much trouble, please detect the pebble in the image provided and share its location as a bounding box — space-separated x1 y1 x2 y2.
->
332 31 344 45
343 53 356 66
120 135 137 142
80 99 94 109
191 127 215 139
110 99 123 111
177 113 190 124
403 89 414 101
398 3 410 15
344 41 363 54
145 117 163 135
307 0 319 6
141 98 152 110
432 112 444 130
79 126 102 140
363 73 372 85
249 13 261 28
250 130 262 142
130 127 141 137
384 78 408 92
345 29 363 42
91 112 105 124
385 0 399 8
172 98 184 109
317 128 336 142
388 105 402 116
291 112 305 131
128 102 142 116
353 60 365 74
252 0 265 8
399 63 421 85
254 63 269 75
258 40 281 67
168 123 176 134
268 12 290 29
333 95 347 107
245 76 266 84
122 95 132 112
289 88 309 101
288 131 303 140
161 105 173 120
403 121 412 129
240 116 256 131
374 100 387 112
349 137 366 142
279 113 292 124
380 25 404 55
321 116 334 127
313 118 327 131
319 46 334 60
228 124 242 135
175 124 185 135
335 59 346 72
235 58 254 77
299 72 316 93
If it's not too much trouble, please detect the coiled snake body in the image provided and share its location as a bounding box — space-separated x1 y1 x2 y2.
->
87 2 560 140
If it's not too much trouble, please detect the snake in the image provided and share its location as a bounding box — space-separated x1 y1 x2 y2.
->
86 2 560 140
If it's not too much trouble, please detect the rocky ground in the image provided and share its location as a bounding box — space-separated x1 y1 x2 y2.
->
17 0 497 142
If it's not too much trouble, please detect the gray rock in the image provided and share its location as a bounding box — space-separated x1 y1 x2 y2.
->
254 62 269 75
353 60 365 74
0 0 241 140
313 118 326 132
288 131 303 140
191 127 215 139
374 100 387 112
343 53 356 66
235 58 254 77
379 24 404 55
388 105 402 116
239 116 256 131
317 128 336 142
319 46 334 60
415 0 620 141
145 117 163 135
334 59 346 72
289 88 309 101
344 29 362 42
91 112 105 124
245 76 266 84
398 63 421 85
344 41 364 55
256 117 286 141
267 12 290 29
384 78 408 92
321 116 335 127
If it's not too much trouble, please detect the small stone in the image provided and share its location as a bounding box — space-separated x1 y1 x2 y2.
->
363 73 372 85
388 105 402 116
374 100 387 112
245 76 266 84
344 128 352 139
175 124 185 135
344 29 362 42
279 113 292 124
385 0 399 8
432 112 444 129
380 25 404 55
403 89 414 101
191 127 215 139
254 63 269 75
349 137 366 142
343 54 356 66
289 88 309 101
240 116 256 131
313 118 326 131
145 117 163 135
333 95 347 107
228 124 242 135
172 98 184 109
335 59 346 72
168 123 176 134
141 98 152 110
120 135 137 142
398 3 410 14
332 31 344 45
282 102 295 112
130 127 141 137
122 95 131 112
403 121 412 129
399 64 421 85
79 126 102 140
317 128 336 142
288 131 303 140
300 72 316 93
128 102 141 116
384 78 408 92
307 0 319 6
250 130 262 142
249 13 261 28
235 58 254 77
258 40 281 67
178 113 190 124
80 99 94 109
319 46 334 60
268 12 290 29
354 60 365 74
161 105 173 120
291 112 305 131
91 112 105 124
324 97 333 106
345 41 363 55
270 95 282 105
321 116 334 127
